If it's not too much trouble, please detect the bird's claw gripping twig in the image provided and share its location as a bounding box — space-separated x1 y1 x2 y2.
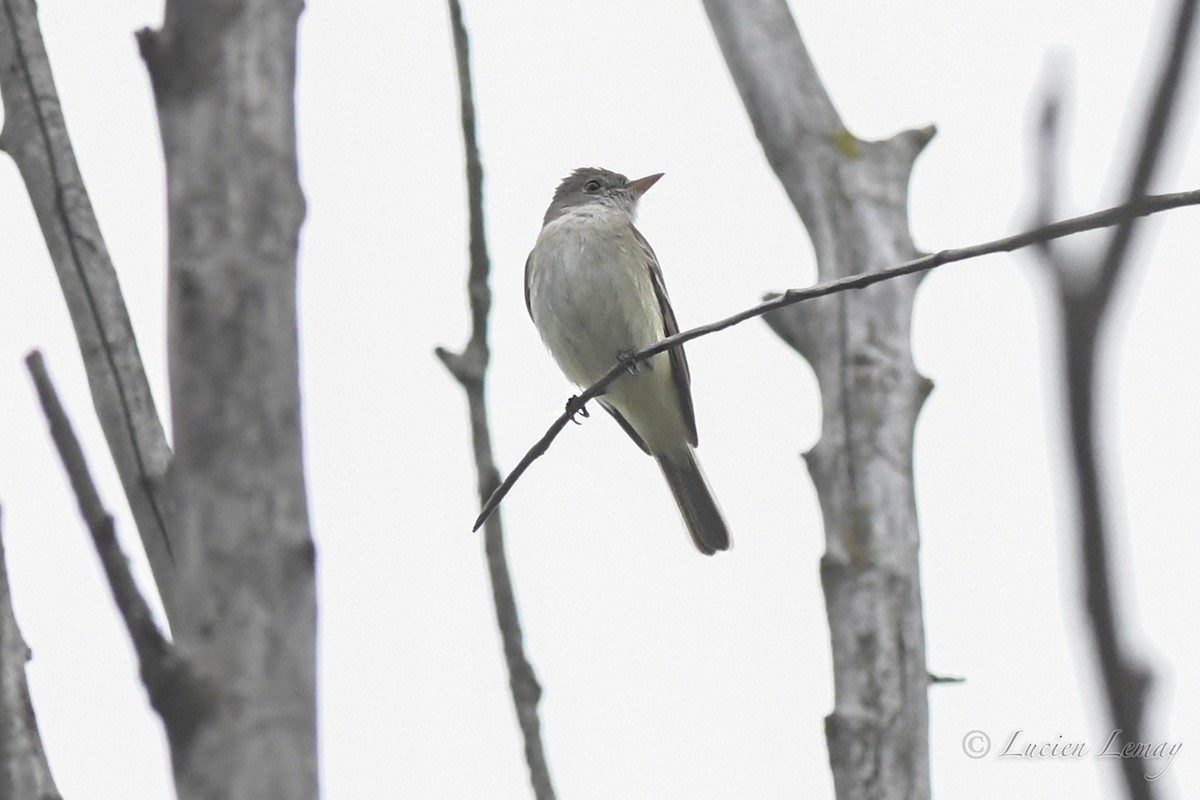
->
617 349 644 374
565 395 590 424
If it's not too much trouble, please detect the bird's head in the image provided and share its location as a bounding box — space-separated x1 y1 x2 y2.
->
543 167 663 224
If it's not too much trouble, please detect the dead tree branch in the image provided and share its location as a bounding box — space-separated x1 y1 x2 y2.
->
434 2 556 797
25 351 208 757
0 507 62 800
1036 1 1197 796
0 0 175 616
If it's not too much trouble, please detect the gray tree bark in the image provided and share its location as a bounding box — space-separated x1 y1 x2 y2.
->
702 2 934 798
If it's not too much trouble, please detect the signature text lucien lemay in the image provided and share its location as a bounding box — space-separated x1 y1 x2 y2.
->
999 730 1182 780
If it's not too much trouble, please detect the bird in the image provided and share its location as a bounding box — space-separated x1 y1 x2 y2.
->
524 167 730 555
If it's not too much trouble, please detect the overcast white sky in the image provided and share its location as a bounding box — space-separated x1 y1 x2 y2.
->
0 1 1197 798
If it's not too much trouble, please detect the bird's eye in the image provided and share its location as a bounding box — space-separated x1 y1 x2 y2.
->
583 179 602 193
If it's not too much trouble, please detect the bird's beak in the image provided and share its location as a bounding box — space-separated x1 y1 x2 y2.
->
628 172 664 198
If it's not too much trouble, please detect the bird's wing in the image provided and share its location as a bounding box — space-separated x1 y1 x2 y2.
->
598 399 651 455
632 224 698 446
523 252 533 318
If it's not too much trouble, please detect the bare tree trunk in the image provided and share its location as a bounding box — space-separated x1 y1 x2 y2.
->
702 2 934 798
136 0 316 796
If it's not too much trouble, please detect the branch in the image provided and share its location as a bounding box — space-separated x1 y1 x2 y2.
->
1038 2 1197 797
1033 60 1068 235
474 189 1200 530
436 2 556 798
1094 0 1198 301
25 351 165 665
24 351 208 756
0 508 63 800
0 0 176 614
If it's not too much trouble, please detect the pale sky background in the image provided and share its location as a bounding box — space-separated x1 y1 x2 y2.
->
0 1 1197 798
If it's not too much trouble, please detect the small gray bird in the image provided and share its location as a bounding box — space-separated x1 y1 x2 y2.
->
524 167 730 554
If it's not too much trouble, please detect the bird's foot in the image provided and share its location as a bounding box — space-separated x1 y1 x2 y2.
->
565 395 590 424
617 349 645 374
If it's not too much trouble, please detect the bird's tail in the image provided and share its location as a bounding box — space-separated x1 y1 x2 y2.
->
657 448 731 555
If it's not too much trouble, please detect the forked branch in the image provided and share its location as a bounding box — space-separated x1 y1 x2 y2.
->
1035 1 1197 796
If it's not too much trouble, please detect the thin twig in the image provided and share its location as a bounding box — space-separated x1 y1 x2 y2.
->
437 1 556 797
24 351 204 745
25 350 169 663
926 672 965 685
26 352 110 532
474 188 1200 530
1041 2 1197 797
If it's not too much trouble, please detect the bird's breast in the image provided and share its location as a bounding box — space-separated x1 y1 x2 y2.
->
527 210 664 387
